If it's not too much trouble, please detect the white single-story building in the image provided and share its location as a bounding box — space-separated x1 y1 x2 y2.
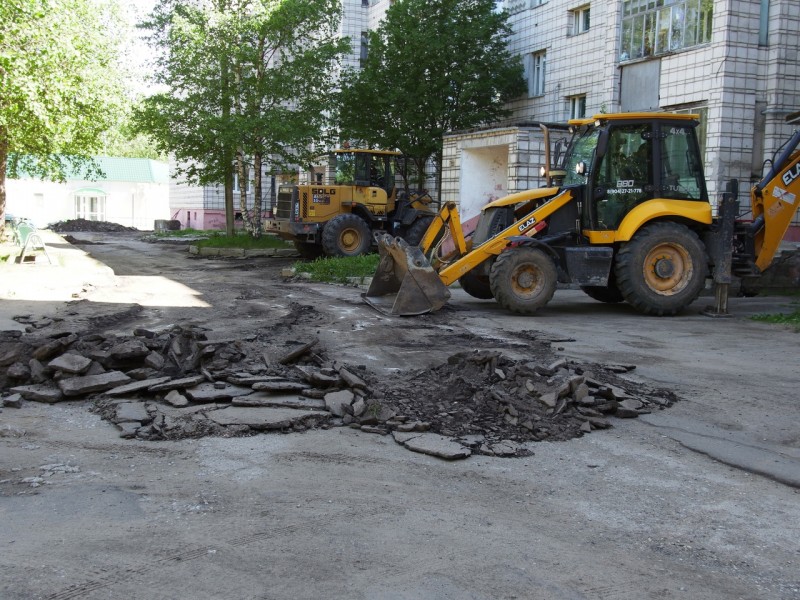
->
6 157 170 230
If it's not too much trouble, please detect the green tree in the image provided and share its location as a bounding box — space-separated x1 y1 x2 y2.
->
338 0 525 196
135 0 348 236
0 0 126 235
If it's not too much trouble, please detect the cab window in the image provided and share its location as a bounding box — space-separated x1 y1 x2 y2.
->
593 124 653 229
335 152 355 185
658 124 706 201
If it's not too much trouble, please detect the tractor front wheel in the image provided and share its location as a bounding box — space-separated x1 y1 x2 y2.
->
614 222 707 315
489 247 557 315
321 214 372 257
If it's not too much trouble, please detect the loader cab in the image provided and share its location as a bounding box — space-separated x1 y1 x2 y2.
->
559 115 708 230
334 149 398 199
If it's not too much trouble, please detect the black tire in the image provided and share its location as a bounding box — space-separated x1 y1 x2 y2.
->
458 206 515 299
615 222 708 316
293 240 323 260
321 214 372 257
580 284 625 304
459 271 494 299
489 247 557 315
580 272 624 303
402 216 434 247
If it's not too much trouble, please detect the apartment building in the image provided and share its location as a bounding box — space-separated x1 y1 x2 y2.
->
440 0 799 225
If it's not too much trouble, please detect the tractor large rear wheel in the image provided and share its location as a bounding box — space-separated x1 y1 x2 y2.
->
489 247 557 315
321 214 372 257
615 222 707 315
458 206 515 299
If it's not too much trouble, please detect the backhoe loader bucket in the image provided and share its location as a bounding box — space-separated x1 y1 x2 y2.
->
363 233 450 316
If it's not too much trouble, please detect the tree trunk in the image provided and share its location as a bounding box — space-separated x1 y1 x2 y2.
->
220 42 235 236
252 152 263 238
224 163 235 236
434 148 443 206
414 156 429 194
0 127 7 239
236 150 252 235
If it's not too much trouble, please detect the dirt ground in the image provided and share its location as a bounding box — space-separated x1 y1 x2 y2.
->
1 230 799 600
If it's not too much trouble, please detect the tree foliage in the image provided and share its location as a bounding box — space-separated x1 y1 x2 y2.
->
337 0 525 193
0 0 126 232
134 0 349 235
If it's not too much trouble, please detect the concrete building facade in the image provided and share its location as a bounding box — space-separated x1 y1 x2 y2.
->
439 0 799 228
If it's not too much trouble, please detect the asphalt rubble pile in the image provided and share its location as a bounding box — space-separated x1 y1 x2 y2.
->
48 219 138 233
1 314 677 460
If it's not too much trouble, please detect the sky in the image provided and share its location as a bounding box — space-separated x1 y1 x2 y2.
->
120 0 160 96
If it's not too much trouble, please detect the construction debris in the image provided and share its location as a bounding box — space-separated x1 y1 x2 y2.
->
0 317 677 460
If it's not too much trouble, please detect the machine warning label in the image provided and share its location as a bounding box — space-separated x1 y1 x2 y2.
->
773 185 797 205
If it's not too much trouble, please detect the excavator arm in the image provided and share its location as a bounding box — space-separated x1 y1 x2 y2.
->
747 129 800 272
364 189 575 315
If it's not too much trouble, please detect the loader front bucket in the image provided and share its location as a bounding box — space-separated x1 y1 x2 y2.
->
363 233 451 316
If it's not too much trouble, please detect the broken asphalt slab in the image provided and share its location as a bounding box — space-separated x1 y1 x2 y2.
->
205 406 329 430
393 431 472 460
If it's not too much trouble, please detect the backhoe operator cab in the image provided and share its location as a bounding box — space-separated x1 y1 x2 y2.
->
559 115 708 232
265 149 436 258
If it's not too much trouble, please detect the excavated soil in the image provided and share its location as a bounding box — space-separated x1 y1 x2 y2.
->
2 304 675 458
49 218 138 233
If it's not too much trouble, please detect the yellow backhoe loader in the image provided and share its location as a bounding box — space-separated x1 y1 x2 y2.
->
265 149 437 258
364 112 800 316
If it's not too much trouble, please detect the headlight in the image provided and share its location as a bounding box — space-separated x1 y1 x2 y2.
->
575 161 587 175
539 166 547 177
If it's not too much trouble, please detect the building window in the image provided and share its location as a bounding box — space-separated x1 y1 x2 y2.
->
569 5 590 35
532 0 547 6
568 95 587 119
360 32 369 67
362 0 369 6
74 190 106 222
233 172 251 193
530 51 546 97
620 0 712 61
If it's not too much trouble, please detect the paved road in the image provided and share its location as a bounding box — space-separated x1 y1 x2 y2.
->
1 231 798 600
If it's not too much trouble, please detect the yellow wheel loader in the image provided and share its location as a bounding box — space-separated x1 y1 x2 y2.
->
364 112 800 316
264 149 437 258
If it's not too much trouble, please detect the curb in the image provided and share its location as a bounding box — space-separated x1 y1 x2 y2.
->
188 245 300 258
280 267 374 288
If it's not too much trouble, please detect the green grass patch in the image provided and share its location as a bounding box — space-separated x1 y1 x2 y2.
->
751 302 800 332
194 232 292 250
153 228 210 238
293 253 381 284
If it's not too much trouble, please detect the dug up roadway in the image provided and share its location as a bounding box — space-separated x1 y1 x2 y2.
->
0 229 798 600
